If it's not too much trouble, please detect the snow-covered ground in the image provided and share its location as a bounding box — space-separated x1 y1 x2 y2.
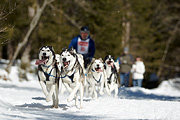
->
1 61 180 119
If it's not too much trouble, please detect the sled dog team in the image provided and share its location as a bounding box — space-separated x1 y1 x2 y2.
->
36 46 119 109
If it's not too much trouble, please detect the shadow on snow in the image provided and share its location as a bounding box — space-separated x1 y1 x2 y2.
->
117 87 180 102
15 102 102 120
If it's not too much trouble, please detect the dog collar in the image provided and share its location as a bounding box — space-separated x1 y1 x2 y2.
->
42 64 51 68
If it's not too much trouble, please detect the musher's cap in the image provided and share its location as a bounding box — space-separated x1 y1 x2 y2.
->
80 26 90 33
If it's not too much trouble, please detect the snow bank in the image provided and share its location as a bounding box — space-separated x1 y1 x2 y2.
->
1 61 180 119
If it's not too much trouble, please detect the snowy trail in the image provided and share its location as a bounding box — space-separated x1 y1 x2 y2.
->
0 64 180 119
1 78 180 120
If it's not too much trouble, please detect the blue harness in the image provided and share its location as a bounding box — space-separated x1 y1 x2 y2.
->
40 65 60 80
38 62 60 83
93 74 102 83
61 73 75 83
43 67 75 83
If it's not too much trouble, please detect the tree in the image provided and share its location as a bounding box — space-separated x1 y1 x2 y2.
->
6 0 55 73
0 1 17 58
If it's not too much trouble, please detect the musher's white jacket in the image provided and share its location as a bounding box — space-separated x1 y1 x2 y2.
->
131 61 145 79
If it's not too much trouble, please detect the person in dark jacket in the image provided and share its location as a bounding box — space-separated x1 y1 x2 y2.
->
116 47 133 87
69 26 95 68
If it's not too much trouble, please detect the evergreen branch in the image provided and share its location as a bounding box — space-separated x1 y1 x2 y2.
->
49 4 81 29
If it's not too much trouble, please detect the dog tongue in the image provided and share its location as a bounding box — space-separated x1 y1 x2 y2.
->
35 59 47 65
63 61 69 67
110 62 114 68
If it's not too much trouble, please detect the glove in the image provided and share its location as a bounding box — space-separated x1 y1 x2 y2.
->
123 60 127 64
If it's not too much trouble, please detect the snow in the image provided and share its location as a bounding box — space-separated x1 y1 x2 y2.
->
1 61 180 119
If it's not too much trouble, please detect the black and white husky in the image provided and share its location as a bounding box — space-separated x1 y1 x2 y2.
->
35 46 60 108
104 55 119 98
86 58 110 100
59 48 85 109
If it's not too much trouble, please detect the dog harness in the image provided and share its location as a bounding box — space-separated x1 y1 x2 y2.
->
38 61 60 82
61 72 75 83
90 68 103 83
107 66 118 84
44 67 54 81
61 58 79 83
92 74 102 83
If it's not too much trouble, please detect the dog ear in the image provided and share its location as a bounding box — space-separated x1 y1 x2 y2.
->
69 47 76 53
73 48 76 53
112 56 115 60
49 46 54 52
68 47 73 52
110 55 115 60
39 46 45 51
49 46 56 59
60 48 67 55
92 58 95 62
87 58 95 73
70 46 74 50
99 58 103 63
68 47 77 57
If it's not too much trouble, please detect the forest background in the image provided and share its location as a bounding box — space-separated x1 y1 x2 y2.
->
0 0 180 88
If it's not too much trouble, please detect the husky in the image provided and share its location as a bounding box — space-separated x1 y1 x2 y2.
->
104 55 119 98
35 46 60 108
59 47 85 109
86 58 110 100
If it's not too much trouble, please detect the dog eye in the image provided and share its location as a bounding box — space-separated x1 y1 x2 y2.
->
47 50 50 52
42 50 44 51
68 54 70 56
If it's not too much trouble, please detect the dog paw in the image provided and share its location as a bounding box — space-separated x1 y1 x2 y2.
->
52 105 59 109
51 105 55 108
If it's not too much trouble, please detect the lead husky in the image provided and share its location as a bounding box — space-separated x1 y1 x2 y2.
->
35 46 60 108
59 48 85 108
104 55 119 98
86 58 110 100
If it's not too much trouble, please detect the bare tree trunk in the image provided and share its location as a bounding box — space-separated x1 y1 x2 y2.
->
125 21 130 48
122 16 126 48
7 42 14 60
6 0 54 73
121 1 131 48
157 20 180 77
0 47 2 58
21 42 31 70
122 16 131 48
19 42 32 81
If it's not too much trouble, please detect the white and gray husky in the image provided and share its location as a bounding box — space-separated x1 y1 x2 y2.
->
86 58 110 100
104 55 119 98
59 47 85 109
36 46 60 108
